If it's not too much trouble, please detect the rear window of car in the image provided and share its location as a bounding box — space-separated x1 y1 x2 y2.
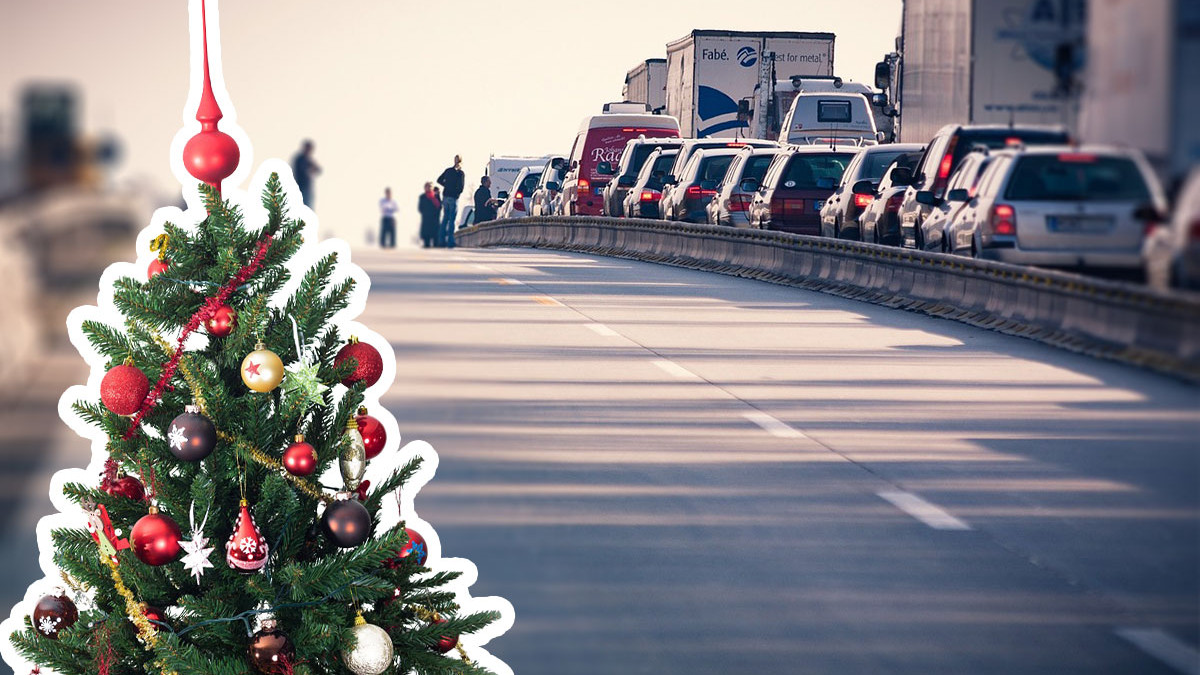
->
697 155 736 183
860 150 910 181
953 129 1068 167
519 173 541 193
645 152 678 189
781 153 854 189
622 145 664 177
1004 154 1150 202
742 154 776 183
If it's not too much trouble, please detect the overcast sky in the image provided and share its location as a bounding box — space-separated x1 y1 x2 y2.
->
1 0 902 245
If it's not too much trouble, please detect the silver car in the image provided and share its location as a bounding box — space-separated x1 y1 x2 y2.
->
944 146 1166 270
707 147 782 228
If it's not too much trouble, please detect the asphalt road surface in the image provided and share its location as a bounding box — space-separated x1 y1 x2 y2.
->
2 246 1196 674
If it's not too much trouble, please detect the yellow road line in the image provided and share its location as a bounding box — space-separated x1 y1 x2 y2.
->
532 296 562 306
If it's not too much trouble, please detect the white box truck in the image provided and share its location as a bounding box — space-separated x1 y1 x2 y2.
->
486 155 554 199
1079 0 1200 185
664 30 835 138
888 0 1086 143
622 59 668 114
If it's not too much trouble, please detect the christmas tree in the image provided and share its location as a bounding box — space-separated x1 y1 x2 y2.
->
1 2 511 674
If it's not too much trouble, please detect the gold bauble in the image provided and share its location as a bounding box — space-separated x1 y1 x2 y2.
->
241 341 284 393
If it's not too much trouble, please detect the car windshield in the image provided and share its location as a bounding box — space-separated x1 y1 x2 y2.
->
1004 154 1150 202
861 150 910 181
782 153 854 189
697 155 735 183
519 173 541 194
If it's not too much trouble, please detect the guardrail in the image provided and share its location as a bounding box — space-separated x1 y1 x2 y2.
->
458 216 1200 382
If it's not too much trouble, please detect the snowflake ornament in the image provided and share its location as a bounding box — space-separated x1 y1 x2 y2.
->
167 424 188 452
36 618 59 636
238 537 257 555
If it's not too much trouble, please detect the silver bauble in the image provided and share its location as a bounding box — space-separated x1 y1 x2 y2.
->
343 614 394 675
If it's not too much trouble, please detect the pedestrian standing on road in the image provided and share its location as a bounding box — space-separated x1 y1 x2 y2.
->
436 155 465 248
474 175 499 225
378 187 398 249
419 182 441 248
291 139 322 208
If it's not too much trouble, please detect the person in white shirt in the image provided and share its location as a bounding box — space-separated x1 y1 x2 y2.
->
378 187 398 248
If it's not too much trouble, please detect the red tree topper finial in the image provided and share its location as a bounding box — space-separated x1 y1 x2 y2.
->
182 0 239 195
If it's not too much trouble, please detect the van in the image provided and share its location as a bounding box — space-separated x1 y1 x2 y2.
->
780 92 880 146
561 111 681 216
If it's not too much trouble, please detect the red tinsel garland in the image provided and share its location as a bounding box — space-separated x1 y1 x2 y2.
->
121 235 274 441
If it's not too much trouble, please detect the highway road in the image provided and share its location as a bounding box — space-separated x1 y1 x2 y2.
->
358 246 1200 675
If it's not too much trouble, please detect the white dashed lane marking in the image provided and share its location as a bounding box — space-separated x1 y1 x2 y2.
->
1115 628 1200 675
586 323 619 337
651 359 702 381
877 490 972 531
742 411 806 439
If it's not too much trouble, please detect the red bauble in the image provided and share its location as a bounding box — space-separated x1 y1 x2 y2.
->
183 129 240 186
334 338 383 387
226 501 269 572
100 363 150 416
205 304 237 338
431 617 458 654
147 258 169 279
282 435 318 476
105 475 146 501
32 593 78 639
131 509 182 566
142 604 167 626
355 407 386 460
396 527 428 566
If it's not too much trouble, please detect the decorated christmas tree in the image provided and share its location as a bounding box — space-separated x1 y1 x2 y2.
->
1 3 512 674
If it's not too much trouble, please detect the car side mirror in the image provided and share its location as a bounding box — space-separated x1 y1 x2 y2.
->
740 178 760 193
914 190 939 206
876 131 886 143
1133 204 1162 222
890 166 913 186
497 191 509 200
546 181 561 192
617 175 636 188
851 179 876 196
946 188 969 202
870 92 888 108
597 161 614 176
551 158 566 171
909 174 925 188
817 177 835 190
699 180 717 191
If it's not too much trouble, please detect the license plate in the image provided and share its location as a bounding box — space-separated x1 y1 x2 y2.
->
1047 215 1114 233
595 187 605 195
813 200 824 212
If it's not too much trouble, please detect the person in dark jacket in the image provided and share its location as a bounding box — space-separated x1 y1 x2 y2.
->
474 175 499 224
436 155 465 247
291 139 321 207
418 182 441 248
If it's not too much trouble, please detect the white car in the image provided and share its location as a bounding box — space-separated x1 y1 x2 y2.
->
495 165 543 220
1144 168 1200 290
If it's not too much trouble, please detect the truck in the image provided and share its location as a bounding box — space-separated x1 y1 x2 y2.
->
486 154 554 200
622 59 668 114
664 30 835 138
1078 0 1200 186
881 0 1086 144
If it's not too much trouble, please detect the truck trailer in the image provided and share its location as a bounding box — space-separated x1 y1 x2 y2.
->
664 30 835 138
622 59 668 114
885 0 1086 144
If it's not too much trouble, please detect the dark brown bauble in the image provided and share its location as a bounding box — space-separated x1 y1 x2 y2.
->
147 258 169 280
205 303 238 338
100 363 150 416
431 617 458 654
320 496 372 548
32 593 78 639
282 435 318 476
131 508 182 566
167 405 217 462
105 474 145 501
247 619 294 674
334 338 383 387
355 407 386 460
396 527 428 566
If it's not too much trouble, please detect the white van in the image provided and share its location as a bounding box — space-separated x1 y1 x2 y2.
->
780 92 881 147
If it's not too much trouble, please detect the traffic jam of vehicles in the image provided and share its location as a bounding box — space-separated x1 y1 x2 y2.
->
485 5 1199 290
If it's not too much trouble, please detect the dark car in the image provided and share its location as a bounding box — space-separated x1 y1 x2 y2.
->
896 124 1070 249
820 143 924 240
661 148 741 223
747 146 857 235
599 136 684 217
859 152 922 245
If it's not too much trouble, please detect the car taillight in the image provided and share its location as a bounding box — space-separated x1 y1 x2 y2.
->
991 204 1016 236
729 195 752 212
515 191 524 199
853 193 873 208
775 198 806 217
885 193 904 212
686 185 717 198
1057 153 1097 163
937 153 953 181
578 178 590 190
514 197 525 212
1189 219 1200 241
640 190 658 202
933 136 958 193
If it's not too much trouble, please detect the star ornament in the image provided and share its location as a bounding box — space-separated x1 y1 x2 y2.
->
244 361 262 378
179 502 214 583
281 362 328 409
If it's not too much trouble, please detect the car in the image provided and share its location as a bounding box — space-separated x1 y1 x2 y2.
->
560 109 681 216
599 136 685 217
1144 168 1200 290
659 138 777 219
911 150 994 252
858 152 923 246
819 142 923 240
495 165 543 220
660 147 741 223
897 124 1070 249
528 157 567 217
707 147 782 228
621 147 679 219
747 146 858 235
941 146 1166 273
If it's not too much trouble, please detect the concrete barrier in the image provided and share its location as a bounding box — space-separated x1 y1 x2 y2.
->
458 216 1200 382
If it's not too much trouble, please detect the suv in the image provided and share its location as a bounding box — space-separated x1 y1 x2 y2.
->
943 146 1166 271
659 138 776 219
747 146 857 234
707 147 782 228
621 147 679 219
897 124 1070 249
599 136 684 217
820 143 923 240
660 148 741 223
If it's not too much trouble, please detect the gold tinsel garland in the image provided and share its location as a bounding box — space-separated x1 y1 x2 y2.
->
407 605 473 665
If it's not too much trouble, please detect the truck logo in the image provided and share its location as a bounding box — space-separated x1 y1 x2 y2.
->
701 48 729 61
737 46 758 68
